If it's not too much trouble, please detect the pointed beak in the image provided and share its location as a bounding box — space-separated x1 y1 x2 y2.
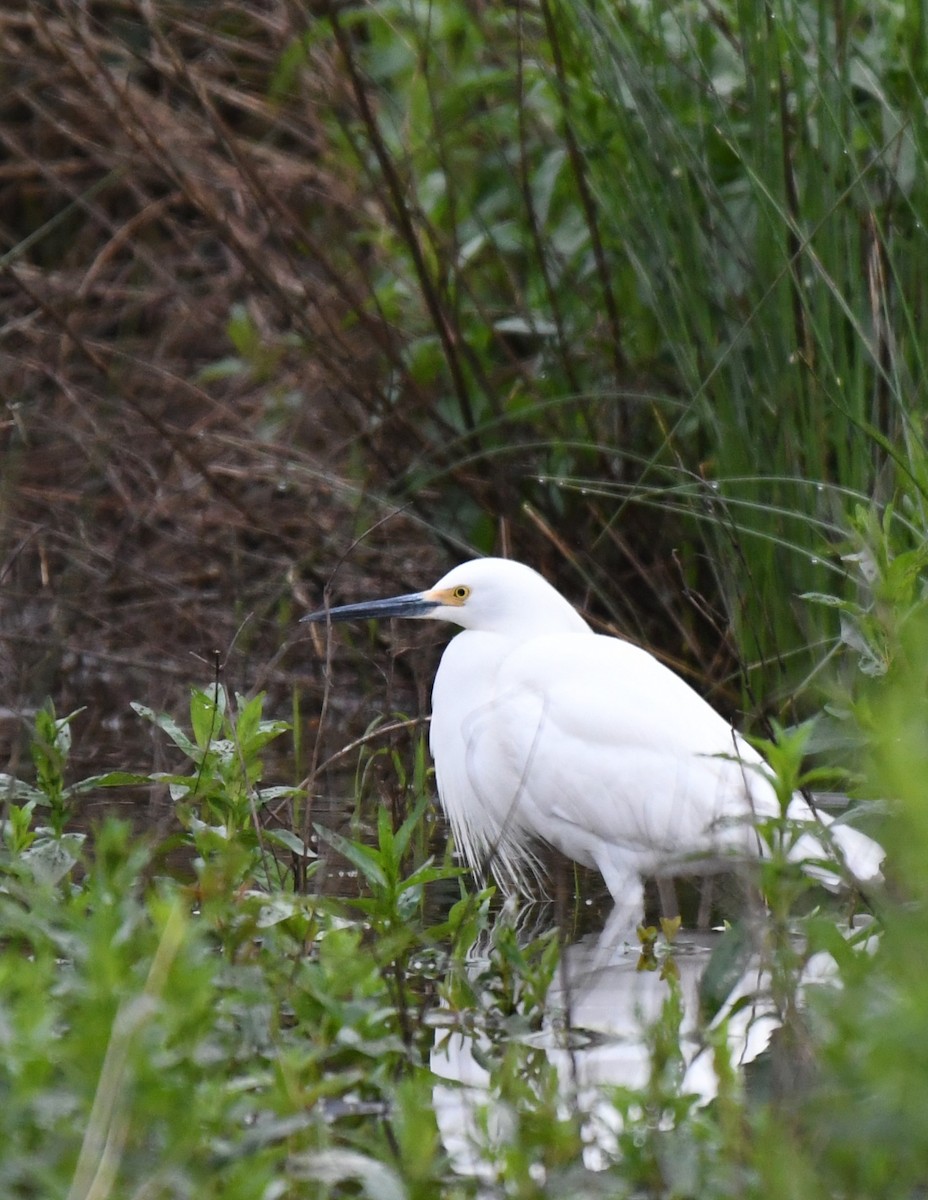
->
301 590 441 625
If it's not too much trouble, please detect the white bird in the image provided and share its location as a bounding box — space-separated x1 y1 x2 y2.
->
304 558 883 932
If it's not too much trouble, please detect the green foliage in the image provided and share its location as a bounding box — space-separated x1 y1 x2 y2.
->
134 686 292 827
0 706 458 1197
2 629 928 1196
561 0 928 701
440 904 561 1031
760 606 928 1200
0 822 237 1197
0 699 144 885
133 685 302 890
805 502 928 679
317 795 463 933
286 0 928 715
7 0 928 1194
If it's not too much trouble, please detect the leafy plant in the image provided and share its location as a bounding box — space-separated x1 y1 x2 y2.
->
285 0 928 718
0 701 141 885
6 1 928 1194
317 796 459 929
133 685 304 891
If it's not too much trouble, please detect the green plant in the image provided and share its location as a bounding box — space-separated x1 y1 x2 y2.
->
317 796 461 936
134 685 304 891
0 701 141 885
7 0 928 1192
315 792 471 1054
285 0 928 716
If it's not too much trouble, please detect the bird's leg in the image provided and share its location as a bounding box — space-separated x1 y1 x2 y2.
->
592 857 647 954
696 876 715 930
592 899 647 966
655 875 680 922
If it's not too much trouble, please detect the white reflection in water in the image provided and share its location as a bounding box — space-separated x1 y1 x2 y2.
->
430 914 869 1180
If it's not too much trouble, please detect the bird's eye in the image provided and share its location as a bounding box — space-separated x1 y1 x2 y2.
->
452 585 470 601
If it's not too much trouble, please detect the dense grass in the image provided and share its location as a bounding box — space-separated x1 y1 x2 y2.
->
3 0 928 1195
289 0 928 706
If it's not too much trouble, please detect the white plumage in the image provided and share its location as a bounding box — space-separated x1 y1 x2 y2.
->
305 557 883 930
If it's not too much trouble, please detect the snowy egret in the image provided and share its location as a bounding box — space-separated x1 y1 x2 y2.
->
304 558 883 930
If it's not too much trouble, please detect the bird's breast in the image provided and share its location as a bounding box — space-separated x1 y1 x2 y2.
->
430 631 507 749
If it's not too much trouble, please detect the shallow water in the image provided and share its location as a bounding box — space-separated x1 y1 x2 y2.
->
427 907 868 1181
429 924 733 1177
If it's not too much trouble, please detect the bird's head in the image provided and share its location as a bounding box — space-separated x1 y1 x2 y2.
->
302 558 591 639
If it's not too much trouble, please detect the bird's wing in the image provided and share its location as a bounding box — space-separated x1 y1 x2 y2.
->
461 632 776 874
443 629 882 897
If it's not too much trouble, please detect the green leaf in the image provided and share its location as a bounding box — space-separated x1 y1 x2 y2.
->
376 803 395 862
131 703 199 758
392 794 429 860
265 828 317 858
800 591 848 608
397 860 452 893
314 825 388 889
21 833 85 886
233 691 264 749
256 786 301 805
699 922 755 1023
0 775 45 804
190 687 224 751
65 772 152 794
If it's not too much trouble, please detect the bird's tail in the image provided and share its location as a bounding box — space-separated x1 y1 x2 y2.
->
826 817 884 884
789 804 884 889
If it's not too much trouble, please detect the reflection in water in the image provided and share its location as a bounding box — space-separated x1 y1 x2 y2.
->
430 914 857 1179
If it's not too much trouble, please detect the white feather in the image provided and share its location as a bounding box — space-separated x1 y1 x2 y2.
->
426 560 882 910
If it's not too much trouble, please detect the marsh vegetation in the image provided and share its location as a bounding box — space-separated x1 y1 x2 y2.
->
2 1 928 1195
